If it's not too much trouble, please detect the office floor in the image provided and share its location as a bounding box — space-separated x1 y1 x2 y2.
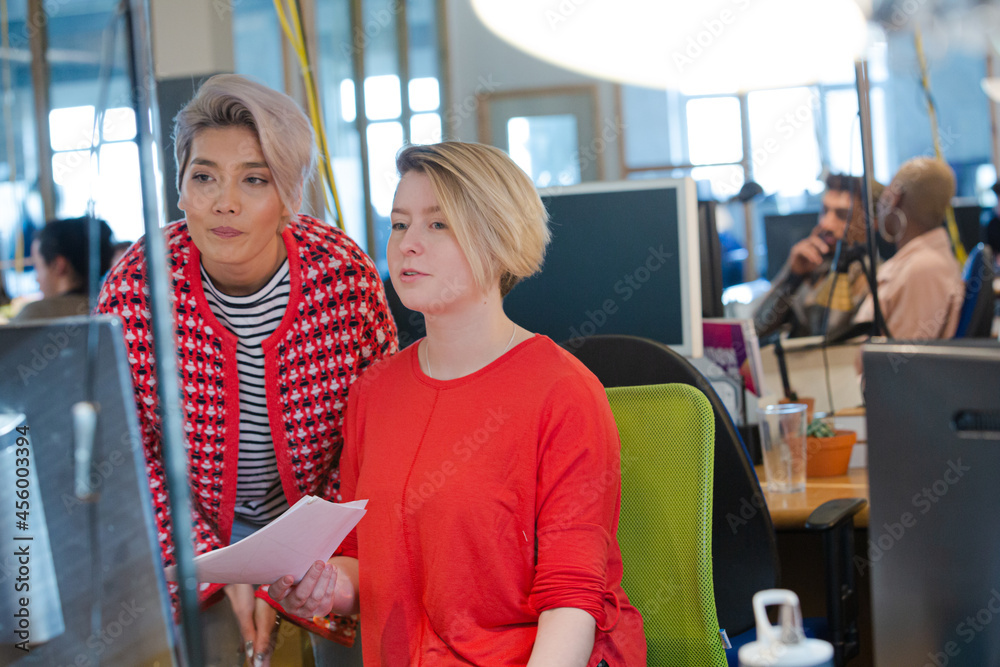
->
775 529 874 667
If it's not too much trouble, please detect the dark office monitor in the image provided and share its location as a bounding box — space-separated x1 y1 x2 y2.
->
502 179 703 357
864 340 1000 666
699 200 725 319
951 203 986 255
0 317 174 665
763 212 817 280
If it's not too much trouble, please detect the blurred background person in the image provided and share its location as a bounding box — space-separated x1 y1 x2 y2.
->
13 216 114 322
855 157 963 339
754 174 876 341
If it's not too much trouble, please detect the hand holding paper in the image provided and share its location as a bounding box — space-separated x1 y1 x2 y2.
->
267 555 360 619
164 496 367 585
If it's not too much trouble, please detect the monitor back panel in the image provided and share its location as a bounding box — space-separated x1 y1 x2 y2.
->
865 342 1000 666
0 317 174 666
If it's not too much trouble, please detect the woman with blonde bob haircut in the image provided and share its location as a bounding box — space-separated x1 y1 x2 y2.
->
394 141 550 298
97 74 397 666
270 141 646 666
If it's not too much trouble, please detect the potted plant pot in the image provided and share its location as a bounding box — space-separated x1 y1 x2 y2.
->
806 429 857 477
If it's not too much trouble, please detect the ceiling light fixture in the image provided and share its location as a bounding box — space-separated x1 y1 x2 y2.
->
471 0 870 94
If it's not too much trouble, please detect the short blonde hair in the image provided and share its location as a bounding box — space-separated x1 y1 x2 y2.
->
890 157 956 231
173 74 315 216
395 142 550 297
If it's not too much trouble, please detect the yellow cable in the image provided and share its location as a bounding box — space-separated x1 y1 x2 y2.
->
272 0 345 230
273 0 333 216
914 28 967 264
288 0 341 222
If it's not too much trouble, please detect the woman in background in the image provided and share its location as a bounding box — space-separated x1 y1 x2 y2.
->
14 216 114 322
269 142 646 666
97 74 397 666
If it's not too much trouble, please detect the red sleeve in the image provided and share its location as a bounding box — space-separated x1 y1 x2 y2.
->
528 374 620 630
95 240 228 613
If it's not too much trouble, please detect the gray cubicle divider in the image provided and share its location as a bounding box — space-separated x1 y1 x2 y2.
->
865 340 1000 666
0 316 174 665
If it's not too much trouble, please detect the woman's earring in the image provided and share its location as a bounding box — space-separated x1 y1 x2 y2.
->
878 207 907 244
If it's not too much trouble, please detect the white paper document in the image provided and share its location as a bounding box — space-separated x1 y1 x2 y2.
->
164 496 367 585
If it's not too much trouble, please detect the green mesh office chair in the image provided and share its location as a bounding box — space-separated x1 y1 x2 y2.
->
607 383 727 666
577 336 866 666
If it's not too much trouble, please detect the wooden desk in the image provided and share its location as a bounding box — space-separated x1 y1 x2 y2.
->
756 466 870 529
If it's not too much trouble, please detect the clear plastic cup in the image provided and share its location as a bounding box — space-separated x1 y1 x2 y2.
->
758 403 808 493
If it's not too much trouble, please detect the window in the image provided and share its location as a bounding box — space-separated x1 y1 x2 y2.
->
747 87 821 197
49 105 142 243
1 0 145 298
235 0 446 270
507 115 580 187
619 44 895 281
0 0 39 297
479 86 600 188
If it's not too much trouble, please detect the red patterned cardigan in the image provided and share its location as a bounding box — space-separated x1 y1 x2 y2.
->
96 214 398 643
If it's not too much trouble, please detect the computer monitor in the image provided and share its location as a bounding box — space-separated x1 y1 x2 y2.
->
502 178 703 357
763 212 817 280
864 340 1000 666
952 202 986 255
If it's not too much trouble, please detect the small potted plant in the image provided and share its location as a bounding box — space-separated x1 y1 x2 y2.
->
805 417 857 477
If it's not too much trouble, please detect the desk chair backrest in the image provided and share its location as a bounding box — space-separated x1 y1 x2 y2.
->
562 335 779 637
955 243 996 338
607 383 726 666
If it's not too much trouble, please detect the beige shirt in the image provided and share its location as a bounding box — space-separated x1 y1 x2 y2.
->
855 227 964 339
11 293 91 322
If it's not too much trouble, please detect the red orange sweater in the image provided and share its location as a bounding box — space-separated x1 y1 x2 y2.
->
339 335 646 666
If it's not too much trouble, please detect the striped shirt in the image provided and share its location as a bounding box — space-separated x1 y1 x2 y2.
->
202 260 291 525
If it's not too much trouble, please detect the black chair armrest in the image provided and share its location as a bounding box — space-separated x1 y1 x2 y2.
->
801 497 868 666
804 498 867 532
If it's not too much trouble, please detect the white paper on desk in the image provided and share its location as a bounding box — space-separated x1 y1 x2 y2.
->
163 497 367 585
